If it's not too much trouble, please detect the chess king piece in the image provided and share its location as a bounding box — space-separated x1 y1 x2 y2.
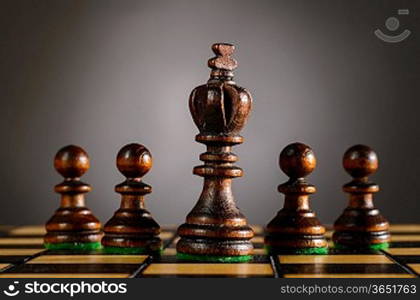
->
265 143 328 254
333 145 390 250
44 145 102 250
176 43 254 262
102 143 161 254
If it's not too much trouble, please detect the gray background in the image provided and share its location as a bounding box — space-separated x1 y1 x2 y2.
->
1 0 419 226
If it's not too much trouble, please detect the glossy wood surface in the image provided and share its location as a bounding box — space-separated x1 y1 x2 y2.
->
333 144 391 247
44 145 102 244
177 43 254 257
102 143 161 251
265 143 328 251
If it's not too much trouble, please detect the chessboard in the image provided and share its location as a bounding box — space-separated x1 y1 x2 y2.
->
0 224 419 278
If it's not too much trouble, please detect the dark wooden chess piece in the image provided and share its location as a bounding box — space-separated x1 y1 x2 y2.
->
176 43 254 262
102 143 161 254
333 144 390 250
265 142 328 254
44 145 102 250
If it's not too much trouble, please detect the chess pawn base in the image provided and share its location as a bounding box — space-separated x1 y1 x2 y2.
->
44 191 102 250
264 143 328 255
333 189 390 250
333 145 390 251
265 186 328 254
265 214 328 254
102 206 162 254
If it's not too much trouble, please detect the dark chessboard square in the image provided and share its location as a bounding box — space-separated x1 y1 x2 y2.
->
5 263 140 274
1 254 148 275
153 254 269 264
252 243 265 249
390 242 420 248
0 226 15 237
391 256 420 264
0 256 34 264
280 263 408 275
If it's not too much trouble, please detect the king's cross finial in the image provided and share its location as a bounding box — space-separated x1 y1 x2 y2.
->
208 43 238 71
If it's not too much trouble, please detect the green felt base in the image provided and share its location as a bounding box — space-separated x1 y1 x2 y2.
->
334 242 389 251
44 242 102 251
266 246 329 255
103 246 162 255
177 252 252 262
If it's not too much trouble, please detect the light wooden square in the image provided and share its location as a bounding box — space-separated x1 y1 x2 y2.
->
391 235 420 242
9 226 46 236
0 238 43 245
408 264 420 273
324 231 333 238
143 263 273 276
253 248 266 255
0 249 43 256
161 248 177 256
385 248 420 255
251 236 264 243
390 224 420 233
159 232 174 240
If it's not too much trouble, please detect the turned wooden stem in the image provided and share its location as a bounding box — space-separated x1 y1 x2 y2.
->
60 194 85 208
283 194 311 211
177 43 254 257
120 195 145 209
348 194 374 209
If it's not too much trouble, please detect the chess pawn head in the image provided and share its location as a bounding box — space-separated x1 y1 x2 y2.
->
114 143 153 197
116 144 152 180
333 144 390 250
265 142 327 254
54 145 90 179
280 142 316 180
343 144 378 180
44 145 102 250
102 143 161 254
